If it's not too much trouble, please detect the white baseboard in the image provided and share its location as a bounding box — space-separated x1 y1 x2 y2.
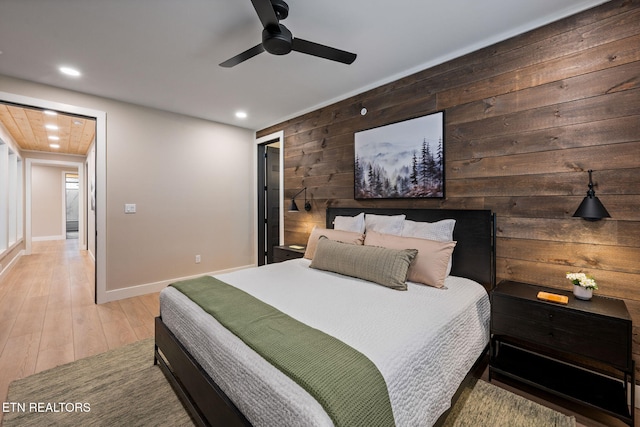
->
100 264 256 303
0 249 25 281
32 235 65 241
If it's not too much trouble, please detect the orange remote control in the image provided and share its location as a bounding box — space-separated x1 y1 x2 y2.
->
536 291 568 304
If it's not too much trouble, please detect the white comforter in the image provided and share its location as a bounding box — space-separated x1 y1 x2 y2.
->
160 258 490 427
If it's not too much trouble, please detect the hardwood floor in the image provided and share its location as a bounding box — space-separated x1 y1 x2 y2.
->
0 239 637 426
0 239 158 424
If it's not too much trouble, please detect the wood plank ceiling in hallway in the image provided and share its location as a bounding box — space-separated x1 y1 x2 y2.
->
0 102 95 155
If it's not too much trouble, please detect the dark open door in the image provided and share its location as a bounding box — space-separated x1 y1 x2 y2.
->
265 146 280 263
257 142 280 265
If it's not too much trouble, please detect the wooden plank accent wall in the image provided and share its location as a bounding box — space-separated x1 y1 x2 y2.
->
258 0 640 377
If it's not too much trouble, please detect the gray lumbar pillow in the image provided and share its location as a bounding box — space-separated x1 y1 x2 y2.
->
310 236 417 290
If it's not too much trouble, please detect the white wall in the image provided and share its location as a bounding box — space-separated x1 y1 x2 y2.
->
31 165 74 240
0 74 256 301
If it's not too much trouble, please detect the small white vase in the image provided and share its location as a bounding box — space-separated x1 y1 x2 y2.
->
573 284 593 300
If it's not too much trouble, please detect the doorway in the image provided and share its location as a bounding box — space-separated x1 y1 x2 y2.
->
26 160 85 248
65 172 79 239
0 90 107 303
256 131 284 266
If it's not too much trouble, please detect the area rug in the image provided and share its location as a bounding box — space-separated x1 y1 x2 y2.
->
442 377 575 427
4 339 575 426
3 339 193 427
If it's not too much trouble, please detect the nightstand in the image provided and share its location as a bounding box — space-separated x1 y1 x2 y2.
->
272 245 306 263
490 280 634 426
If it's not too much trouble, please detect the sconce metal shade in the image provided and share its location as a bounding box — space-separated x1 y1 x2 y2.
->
573 170 610 221
288 187 311 212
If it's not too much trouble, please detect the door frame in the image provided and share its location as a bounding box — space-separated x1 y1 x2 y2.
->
255 131 284 264
0 90 107 303
25 159 85 249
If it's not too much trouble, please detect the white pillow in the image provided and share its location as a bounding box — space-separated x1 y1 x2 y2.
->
364 214 406 236
333 212 365 233
401 219 456 276
401 219 455 241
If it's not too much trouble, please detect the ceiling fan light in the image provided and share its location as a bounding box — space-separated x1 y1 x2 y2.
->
262 25 292 55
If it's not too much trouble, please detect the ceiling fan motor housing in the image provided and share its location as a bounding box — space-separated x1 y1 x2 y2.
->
262 24 292 55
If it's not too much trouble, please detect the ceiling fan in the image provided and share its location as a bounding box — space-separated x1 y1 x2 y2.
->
220 0 357 68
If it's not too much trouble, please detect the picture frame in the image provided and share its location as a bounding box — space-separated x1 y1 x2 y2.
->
354 111 444 199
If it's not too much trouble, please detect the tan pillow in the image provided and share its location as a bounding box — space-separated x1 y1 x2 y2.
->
364 231 456 288
303 226 365 259
401 219 455 276
310 237 417 290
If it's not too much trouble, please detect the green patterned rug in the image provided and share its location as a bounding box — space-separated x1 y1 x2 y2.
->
3 339 193 427
4 339 575 426
443 377 575 427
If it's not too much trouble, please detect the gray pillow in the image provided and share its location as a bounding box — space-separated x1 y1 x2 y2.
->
310 236 417 290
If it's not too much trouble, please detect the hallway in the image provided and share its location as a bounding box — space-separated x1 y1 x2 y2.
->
0 240 159 421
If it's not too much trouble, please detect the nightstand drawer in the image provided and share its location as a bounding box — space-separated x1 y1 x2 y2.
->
272 245 306 263
492 293 630 369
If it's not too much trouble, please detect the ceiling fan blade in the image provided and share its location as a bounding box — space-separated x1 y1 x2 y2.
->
251 0 279 30
291 38 357 65
219 43 265 68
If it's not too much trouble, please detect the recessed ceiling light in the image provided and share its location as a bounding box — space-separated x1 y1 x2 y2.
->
235 111 247 119
48 135 60 141
73 120 83 126
59 66 81 77
43 110 58 116
49 143 60 149
45 124 59 130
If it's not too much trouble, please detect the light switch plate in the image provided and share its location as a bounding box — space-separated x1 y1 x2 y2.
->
124 203 136 214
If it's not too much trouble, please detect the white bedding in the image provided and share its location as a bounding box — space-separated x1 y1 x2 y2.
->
160 258 490 427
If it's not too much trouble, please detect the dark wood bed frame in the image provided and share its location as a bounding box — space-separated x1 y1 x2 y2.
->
155 208 496 427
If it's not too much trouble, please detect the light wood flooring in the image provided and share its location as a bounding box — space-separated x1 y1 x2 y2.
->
0 239 158 424
0 239 637 426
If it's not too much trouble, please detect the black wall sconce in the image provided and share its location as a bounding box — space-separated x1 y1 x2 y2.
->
573 170 610 221
288 187 311 212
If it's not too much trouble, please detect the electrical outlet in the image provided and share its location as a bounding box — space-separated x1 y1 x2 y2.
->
195 255 201 264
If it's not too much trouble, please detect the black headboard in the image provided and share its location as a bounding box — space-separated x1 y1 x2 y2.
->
326 208 496 291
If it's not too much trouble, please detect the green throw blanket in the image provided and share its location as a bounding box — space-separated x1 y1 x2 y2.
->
171 275 395 427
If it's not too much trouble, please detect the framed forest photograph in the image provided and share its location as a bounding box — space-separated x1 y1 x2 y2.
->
354 111 444 199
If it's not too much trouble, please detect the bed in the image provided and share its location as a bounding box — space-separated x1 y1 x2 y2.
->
155 208 496 427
